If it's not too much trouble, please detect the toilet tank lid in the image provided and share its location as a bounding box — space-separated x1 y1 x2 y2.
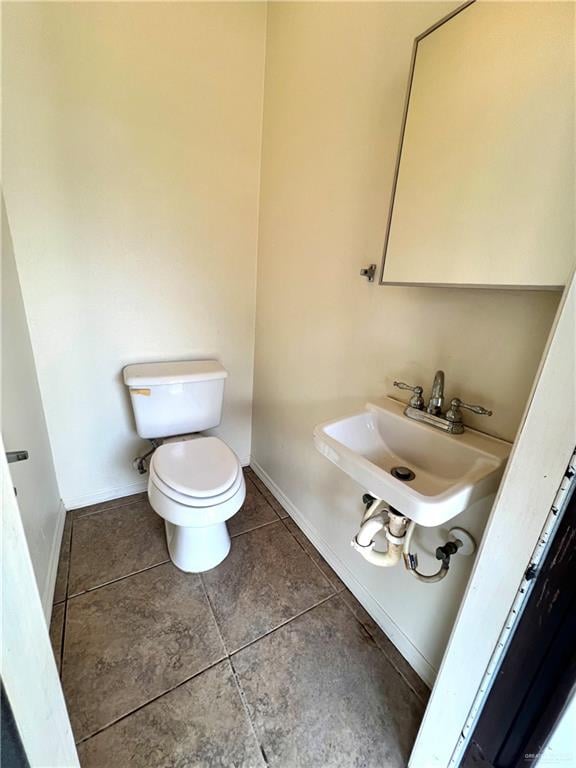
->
123 360 227 386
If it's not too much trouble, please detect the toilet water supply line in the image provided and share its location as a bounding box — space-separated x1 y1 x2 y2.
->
351 497 466 583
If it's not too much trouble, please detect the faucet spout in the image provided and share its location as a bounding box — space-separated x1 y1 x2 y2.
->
427 370 445 415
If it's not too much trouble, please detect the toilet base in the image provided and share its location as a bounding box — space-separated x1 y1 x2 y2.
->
165 520 231 573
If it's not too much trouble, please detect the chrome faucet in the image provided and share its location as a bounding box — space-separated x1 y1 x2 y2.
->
393 370 493 434
427 370 445 415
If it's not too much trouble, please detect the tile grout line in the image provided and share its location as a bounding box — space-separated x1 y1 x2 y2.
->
372 644 430 707
67 517 283 602
200 565 332 766
246 476 285 523
71 494 147 520
73 656 227 747
67 558 172 601
228 592 338 658
247 472 428 702
228 656 270 767
278 516 339 595
67 472 279 600
200 566 334 658
71 543 231 744
336 596 430 707
247 472 287 517
74 590 340 748
66 472 336 749
72 588 424 751
198 573 229 659
230 516 282 540
74 557 266 749
276 515 428 705
66 469 426 747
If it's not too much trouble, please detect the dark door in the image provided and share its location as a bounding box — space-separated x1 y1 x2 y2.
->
461 466 576 767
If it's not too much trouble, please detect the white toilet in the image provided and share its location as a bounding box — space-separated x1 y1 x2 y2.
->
123 360 245 573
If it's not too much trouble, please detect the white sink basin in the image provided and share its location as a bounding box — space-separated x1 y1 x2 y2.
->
313 398 511 526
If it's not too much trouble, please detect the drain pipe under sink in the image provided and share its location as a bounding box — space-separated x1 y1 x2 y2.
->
351 499 409 568
351 496 476 579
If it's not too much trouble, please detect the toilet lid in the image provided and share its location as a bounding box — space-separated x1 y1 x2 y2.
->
151 437 239 498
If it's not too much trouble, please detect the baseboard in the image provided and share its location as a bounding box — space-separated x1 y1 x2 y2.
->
42 499 66 622
250 459 437 688
64 479 148 511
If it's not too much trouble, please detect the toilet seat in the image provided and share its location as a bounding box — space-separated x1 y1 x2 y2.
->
148 447 246 534
149 462 243 507
150 437 242 507
152 437 239 496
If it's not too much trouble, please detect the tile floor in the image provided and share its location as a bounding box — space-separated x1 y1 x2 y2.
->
51 468 429 767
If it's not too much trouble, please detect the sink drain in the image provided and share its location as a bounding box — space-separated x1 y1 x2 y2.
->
391 466 415 482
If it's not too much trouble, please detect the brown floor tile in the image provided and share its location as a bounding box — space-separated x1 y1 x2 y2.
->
247 469 289 519
73 492 148 519
68 499 169 596
77 661 265 768
282 517 346 593
233 595 424 768
49 603 65 676
63 562 226 741
340 588 431 705
228 477 279 537
53 512 72 604
202 522 334 653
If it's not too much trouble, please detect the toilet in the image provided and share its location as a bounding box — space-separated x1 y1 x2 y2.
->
123 360 245 573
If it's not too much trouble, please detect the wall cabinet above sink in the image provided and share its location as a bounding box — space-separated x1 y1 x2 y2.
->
380 2 574 290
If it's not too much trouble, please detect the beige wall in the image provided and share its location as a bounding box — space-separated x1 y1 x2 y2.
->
3 2 267 507
252 2 560 680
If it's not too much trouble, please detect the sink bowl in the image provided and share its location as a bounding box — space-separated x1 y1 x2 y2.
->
313 398 511 526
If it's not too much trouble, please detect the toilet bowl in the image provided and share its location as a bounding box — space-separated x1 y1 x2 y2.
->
148 436 246 573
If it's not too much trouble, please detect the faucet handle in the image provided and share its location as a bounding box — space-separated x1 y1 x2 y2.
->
393 381 425 410
447 398 493 422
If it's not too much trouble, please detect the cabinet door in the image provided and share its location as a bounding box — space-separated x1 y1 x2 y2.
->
381 2 574 289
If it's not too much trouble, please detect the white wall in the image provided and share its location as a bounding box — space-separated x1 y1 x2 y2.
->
2 201 64 617
251 1 561 682
2 2 267 508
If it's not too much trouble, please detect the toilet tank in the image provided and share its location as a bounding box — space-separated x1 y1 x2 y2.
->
123 360 228 439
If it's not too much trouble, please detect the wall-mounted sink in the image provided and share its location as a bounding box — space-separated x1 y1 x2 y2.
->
313 398 511 526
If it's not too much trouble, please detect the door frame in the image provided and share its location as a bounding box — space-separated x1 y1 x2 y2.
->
1 440 79 767
461 466 576 765
409 268 576 767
